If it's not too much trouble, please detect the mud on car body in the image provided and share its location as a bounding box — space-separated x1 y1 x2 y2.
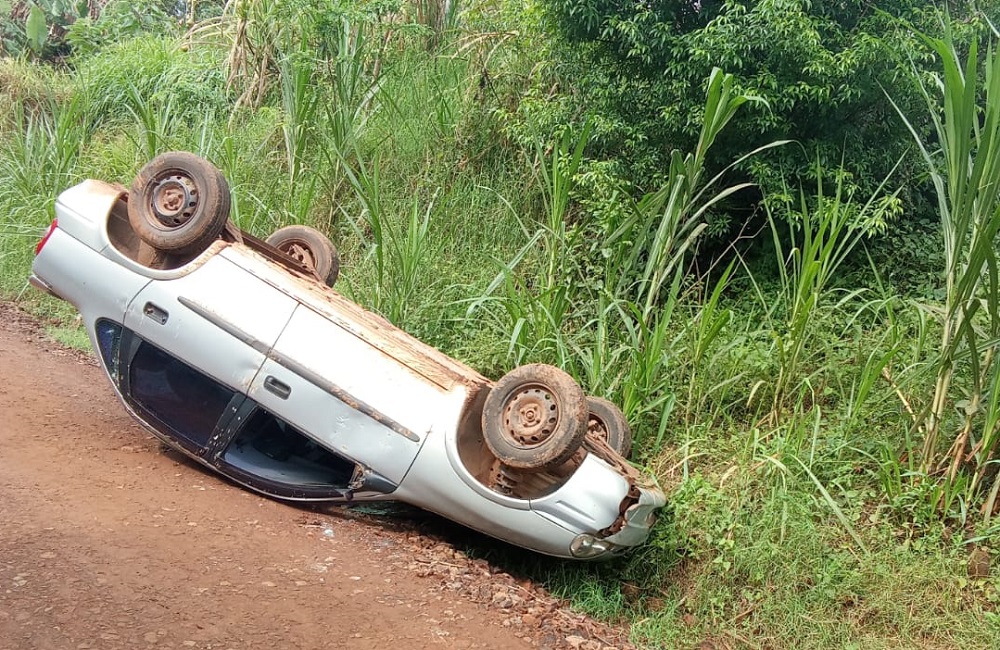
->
29 152 666 559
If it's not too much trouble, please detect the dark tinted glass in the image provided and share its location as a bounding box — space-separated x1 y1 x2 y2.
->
95 320 122 381
129 341 235 448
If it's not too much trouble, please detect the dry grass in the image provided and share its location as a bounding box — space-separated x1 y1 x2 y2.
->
0 58 68 123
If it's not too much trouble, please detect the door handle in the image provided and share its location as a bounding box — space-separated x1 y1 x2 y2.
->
143 302 168 325
263 375 291 400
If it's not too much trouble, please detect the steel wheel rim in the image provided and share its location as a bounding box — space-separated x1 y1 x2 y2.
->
501 383 561 449
150 172 199 228
587 412 610 444
277 239 318 272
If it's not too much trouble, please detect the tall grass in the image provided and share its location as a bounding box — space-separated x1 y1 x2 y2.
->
0 94 89 295
468 121 589 365
753 160 902 423
278 44 318 188
462 69 773 460
598 72 769 428
339 148 440 328
891 24 1000 520
124 83 179 159
412 0 461 50
223 0 283 109
320 16 384 160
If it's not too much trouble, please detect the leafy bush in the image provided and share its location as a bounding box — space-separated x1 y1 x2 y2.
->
65 0 177 57
523 0 998 251
2 0 86 59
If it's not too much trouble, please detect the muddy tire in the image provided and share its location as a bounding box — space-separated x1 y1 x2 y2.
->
586 396 632 459
482 364 587 471
127 152 231 256
265 225 340 287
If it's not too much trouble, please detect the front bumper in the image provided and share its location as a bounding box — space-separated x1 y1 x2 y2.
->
530 454 667 559
602 486 666 545
566 485 666 559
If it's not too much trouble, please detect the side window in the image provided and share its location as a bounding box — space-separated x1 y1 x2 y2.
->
128 339 237 450
222 408 356 490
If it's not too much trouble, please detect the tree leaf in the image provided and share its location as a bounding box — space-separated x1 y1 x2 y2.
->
25 4 48 54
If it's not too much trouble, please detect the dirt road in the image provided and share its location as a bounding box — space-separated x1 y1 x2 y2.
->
0 306 630 650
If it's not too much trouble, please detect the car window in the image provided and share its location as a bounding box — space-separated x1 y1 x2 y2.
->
128 339 236 449
222 408 356 490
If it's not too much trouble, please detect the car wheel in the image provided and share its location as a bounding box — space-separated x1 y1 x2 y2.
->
265 225 340 287
127 152 231 256
482 364 587 471
586 396 632 459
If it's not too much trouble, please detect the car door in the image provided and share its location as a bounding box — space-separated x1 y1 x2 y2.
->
246 303 450 485
118 330 243 455
123 254 297 399
114 324 373 499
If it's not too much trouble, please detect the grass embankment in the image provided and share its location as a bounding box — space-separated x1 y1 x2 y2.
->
2 25 999 650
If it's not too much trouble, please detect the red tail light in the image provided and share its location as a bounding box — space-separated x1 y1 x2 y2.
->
34 219 58 255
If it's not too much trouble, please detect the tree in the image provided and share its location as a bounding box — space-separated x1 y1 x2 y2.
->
525 0 997 245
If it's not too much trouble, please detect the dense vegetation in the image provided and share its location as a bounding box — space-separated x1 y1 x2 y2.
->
3 0 1000 647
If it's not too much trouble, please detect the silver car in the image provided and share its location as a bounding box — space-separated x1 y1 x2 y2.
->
28 152 666 559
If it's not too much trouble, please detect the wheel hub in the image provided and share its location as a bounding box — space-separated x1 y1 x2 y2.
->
502 385 559 447
279 241 317 272
588 415 608 442
151 174 198 227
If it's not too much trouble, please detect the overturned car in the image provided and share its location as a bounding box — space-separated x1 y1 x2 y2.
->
29 152 666 559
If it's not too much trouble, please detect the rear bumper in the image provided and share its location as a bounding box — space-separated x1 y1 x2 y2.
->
28 273 61 299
